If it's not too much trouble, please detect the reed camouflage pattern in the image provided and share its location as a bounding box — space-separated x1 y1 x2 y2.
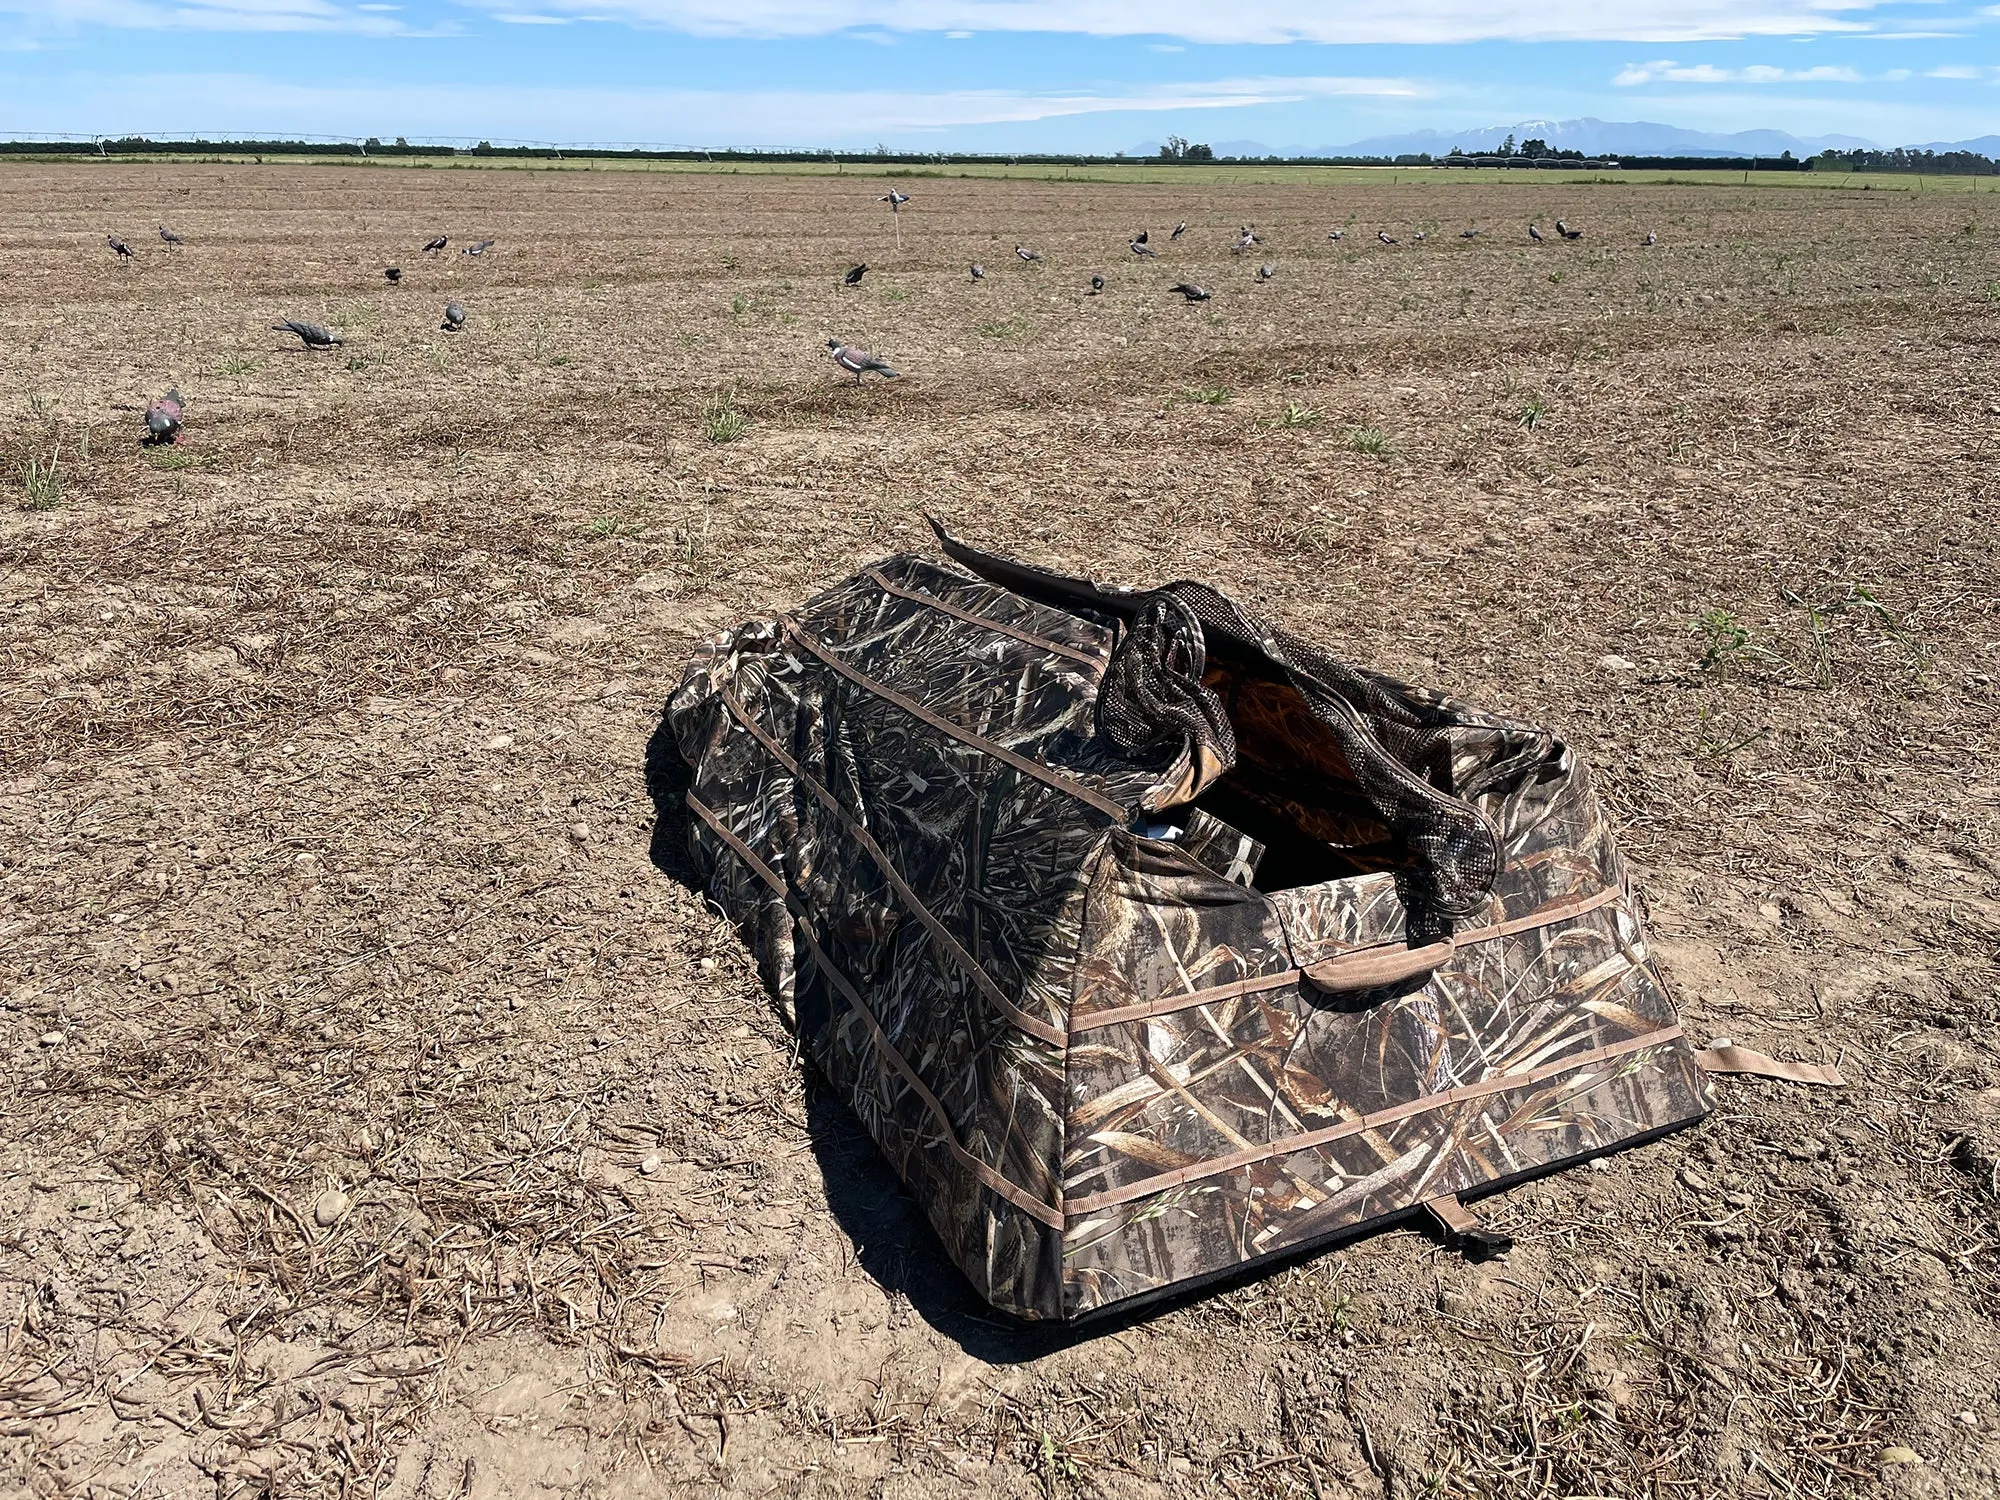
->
666 531 1710 1321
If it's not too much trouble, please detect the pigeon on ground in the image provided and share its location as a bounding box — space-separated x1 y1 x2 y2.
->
143 389 184 445
423 235 448 252
1557 220 1582 240
1016 245 1042 262
1171 220 1187 240
1090 274 1104 294
1412 230 1427 243
970 263 984 281
463 239 495 256
1528 224 1545 242
1378 231 1399 246
1255 262 1275 282
1133 229 1148 246
1643 230 1657 247
1327 229 1344 241
158 226 183 246
1460 228 1480 239
827 338 899 383
880 190 911 211
272 319 343 349
108 235 135 258
1169 283 1210 302
384 267 401 283
441 301 465 332
1129 237 1155 257
1231 228 1257 254
843 263 868 286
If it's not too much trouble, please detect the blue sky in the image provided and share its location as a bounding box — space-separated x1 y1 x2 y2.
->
1 2 1996 150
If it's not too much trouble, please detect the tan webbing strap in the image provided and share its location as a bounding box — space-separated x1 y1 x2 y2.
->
780 617 1129 821
714 679 1068 1048
1693 1039 1846 1087
864 567 1108 667
1422 1195 1513 1257
686 793 1066 1229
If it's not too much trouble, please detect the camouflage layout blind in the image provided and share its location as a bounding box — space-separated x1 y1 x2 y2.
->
666 532 1711 1322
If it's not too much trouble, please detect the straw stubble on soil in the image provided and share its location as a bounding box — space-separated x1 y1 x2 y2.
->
1 161 1997 1498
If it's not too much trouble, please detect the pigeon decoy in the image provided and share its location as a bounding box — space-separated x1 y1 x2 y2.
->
1643 230 1657 247
1412 230 1427 243
1556 220 1582 240
827 338 899 383
384 267 401 283
1255 262 1275 282
1129 237 1155 257
1460 228 1480 239
158 226 183 246
1016 245 1042 262
1133 229 1149 246
1378 231 1398 245
272 319 343 349
1171 220 1187 240
970 263 984 281
1169 283 1210 302
880 190 910 211
843 263 867 286
1327 229 1344 241
1230 228 1257 254
1528 224 1545 242
108 235 134 258
1090 274 1105 294
423 235 448 253
441 301 465 332
463 239 495 256
143 389 184 445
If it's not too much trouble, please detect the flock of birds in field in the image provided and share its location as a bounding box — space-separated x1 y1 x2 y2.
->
103 195 1659 421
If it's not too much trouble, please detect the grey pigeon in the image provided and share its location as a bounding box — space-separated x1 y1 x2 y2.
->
970 263 984 281
423 235 448 252
272 319 343 349
1169 283 1210 303
1090 274 1104 294
1528 224 1545 242
1171 220 1187 240
108 235 134 258
1378 231 1398 245
462 239 495 256
1412 230 1426 242
843 263 867 286
827 338 899 383
1557 219 1582 240
1460 228 1480 239
158 226 183 246
441 301 465 332
879 190 910 211
1129 237 1155 257
1327 229 1344 241
1015 245 1041 262
384 266 401 283
143 389 184 445
1255 262 1275 282
1643 229 1657 247
1230 228 1257 254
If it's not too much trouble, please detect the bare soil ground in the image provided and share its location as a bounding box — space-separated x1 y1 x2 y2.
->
2 160 1997 1499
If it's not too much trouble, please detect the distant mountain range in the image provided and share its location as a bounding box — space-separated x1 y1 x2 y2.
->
1133 119 2000 162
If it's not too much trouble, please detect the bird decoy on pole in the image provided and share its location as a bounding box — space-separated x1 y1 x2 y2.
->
843 264 868 286
880 190 910 211
158 226 183 247
827 339 900 383
423 235 448 252
108 235 135 259
143 390 184 445
272 319 344 349
1169 283 1211 302
441 301 466 332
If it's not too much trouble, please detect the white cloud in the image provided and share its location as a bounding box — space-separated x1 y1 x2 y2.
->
1925 64 1983 78
0 0 421 32
494 11 570 19
1615 57 1868 84
0 70 1425 142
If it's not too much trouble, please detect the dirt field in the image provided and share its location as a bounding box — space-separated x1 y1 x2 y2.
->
2 159 1997 1499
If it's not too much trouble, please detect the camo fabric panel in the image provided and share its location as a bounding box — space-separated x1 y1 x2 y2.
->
1060 849 1708 1317
669 559 1134 1320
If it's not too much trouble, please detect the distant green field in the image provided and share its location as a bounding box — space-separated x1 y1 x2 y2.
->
3 150 1994 193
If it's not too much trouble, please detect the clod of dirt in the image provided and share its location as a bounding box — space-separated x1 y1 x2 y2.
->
486 734 513 750
639 1154 661 1175
569 821 592 842
1880 1446 1925 1465
38 1031 65 1047
313 1189 351 1227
